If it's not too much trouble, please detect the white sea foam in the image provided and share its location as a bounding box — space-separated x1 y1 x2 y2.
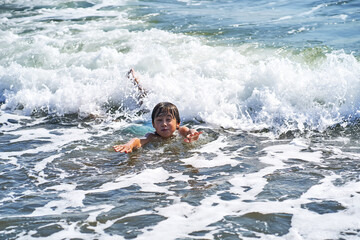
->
261 139 323 163
276 15 293 21
1 23 359 133
289 175 360 240
300 3 327 16
30 168 174 216
181 136 240 168
333 14 348 21
1 127 91 159
101 167 172 193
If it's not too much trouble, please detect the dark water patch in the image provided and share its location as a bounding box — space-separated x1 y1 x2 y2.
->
74 173 123 192
257 168 323 201
4 139 53 153
0 176 69 216
0 213 87 239
340 229 360 239
310 145 360 187
0 196 47 216
98 5 128 12
96 193 170 223
278 129 301 139
0 164 39 200
7 119 18 124
236 212 292 236
324 156 360 174
105 214 166 239
178 188 212 207
220 131 265 155
189 229 211 237
167 179 189 191
283 157 312 164
83 188 134 206
200 164 245 179
214 231 242 240
0 4 30 12
211 212 292 237
333 170 360 187
31 223 63 238
177 177 233 207
16 150 60 171
50 145 147 187
236 157 270 175
19 27 47 35
41 113 82 126
58 1 95 9
324 120 360 140
0 115 34 130
37 15 105 23
0 4 54 20
301 200 346 214
0 133 21 145
218 192 240 201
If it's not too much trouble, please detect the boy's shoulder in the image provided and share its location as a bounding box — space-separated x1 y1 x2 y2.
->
145 132 160 140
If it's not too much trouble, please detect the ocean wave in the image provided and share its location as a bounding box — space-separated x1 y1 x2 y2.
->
0 0 359 134
1 31 359 134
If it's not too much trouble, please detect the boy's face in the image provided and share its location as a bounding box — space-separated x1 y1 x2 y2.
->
152 113 180 138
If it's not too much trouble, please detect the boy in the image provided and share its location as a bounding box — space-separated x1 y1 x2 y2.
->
113 102 202 153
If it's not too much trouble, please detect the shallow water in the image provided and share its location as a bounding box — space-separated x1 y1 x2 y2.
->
1 0 360 239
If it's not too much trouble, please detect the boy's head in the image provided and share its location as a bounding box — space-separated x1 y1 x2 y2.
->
151 102 180 125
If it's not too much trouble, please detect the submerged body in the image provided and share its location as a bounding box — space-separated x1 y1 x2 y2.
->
113 102 202 153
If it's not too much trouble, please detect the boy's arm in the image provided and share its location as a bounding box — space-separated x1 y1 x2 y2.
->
127 69 147 98
113 135 153 153
178 126 203 143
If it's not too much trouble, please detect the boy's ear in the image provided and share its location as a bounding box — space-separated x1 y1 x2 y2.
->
176 122 180 129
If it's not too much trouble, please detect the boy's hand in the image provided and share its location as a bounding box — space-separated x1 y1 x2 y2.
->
113 138 146 154
184 130 203 143
113 144 133 153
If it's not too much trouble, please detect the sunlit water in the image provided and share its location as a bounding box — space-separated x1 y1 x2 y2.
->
1 0 360 239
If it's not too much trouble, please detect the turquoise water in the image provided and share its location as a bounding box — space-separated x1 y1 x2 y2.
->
131 0 360 52
1 0 360 239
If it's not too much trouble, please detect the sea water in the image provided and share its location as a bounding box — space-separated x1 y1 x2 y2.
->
0 0 360 239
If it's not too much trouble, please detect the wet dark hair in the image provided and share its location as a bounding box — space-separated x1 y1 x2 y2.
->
151 102 180 124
